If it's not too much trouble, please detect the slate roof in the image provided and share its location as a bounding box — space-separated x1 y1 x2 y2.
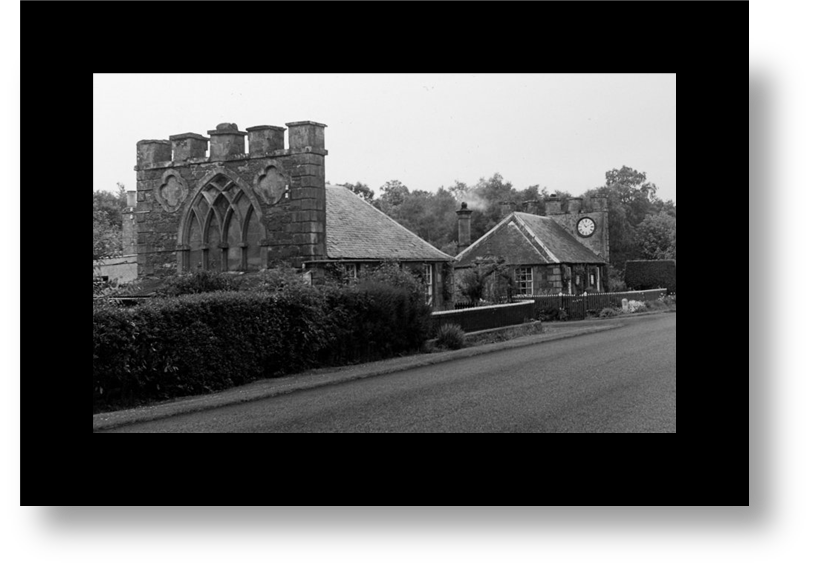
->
325 185 453 262
456 211 605 267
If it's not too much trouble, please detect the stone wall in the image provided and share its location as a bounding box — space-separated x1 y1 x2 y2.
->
134 121 327 279
430 300 536 334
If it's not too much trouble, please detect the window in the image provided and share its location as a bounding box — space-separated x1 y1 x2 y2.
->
181 173 265 274
345 263 358 280
514 266 533 296
590 272 595 286
424 264 433 306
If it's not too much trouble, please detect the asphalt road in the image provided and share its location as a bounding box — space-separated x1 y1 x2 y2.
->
104 313 676 433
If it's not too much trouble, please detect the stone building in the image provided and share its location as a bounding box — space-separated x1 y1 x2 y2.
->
131 121 452 308
454 195 609 296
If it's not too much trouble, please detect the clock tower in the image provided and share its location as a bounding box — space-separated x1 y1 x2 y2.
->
543 195 609 262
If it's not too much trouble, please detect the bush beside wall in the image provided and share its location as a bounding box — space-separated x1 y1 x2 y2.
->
625 260 676 294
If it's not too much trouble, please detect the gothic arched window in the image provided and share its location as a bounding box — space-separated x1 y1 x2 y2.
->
179 171 266 273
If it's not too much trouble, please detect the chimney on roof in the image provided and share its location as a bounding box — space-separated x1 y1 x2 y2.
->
544 193 562 215
500 201 517 218
522 200 539 215
456 202 472 254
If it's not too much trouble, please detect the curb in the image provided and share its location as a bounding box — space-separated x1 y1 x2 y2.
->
93 321 626 432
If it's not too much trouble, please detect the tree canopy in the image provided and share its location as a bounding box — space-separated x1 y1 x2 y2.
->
330 166 676 268
93 185 127 261
582 166 675 268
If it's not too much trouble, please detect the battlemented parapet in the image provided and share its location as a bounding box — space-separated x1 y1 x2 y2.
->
134 121 327 278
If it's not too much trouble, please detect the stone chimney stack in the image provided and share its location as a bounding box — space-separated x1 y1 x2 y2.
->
590 197 608 212
500 201 517 218
456 202 472 254
522 200 539 215
544 193 562 215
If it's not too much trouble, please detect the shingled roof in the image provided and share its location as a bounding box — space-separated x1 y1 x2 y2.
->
325 185 453 262
456 211 605 267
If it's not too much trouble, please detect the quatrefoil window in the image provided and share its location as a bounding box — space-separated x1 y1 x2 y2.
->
256 164 288 205
156 169 188 212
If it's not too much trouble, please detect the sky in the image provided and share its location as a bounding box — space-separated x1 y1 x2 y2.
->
93 74 676 204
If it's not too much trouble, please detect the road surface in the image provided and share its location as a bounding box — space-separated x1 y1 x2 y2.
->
104 313 676 433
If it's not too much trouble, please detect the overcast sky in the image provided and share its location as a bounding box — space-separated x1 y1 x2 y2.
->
93 73 676 203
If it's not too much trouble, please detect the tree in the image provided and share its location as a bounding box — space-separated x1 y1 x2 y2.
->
604 165 659 226
375 180 410 213
456 256 514 304
580 166 669 269
634 212 676 260
373 183 459 251
340 181 374 203
93 187 127 261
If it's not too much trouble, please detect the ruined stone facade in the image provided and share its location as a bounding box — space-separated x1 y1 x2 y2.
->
134 121 327 278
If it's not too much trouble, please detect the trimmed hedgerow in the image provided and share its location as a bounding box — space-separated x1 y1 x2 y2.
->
625 260 676 294
93 281 432 412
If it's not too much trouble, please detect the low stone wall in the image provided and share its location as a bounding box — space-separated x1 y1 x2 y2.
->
430 300 536 335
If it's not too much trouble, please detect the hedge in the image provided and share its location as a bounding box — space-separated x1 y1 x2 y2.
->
93 283 432 412
624 260 676 293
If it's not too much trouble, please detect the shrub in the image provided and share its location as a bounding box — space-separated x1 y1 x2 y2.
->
625 260 676 294
436 323 466 350
93 275 433 412
599 307 619 318
607 265 627 292
93 289 330 411
536 303 570 321
321 280 432 364
153 271 240 297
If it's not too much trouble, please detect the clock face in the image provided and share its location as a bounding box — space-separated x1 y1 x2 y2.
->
577 217 596 237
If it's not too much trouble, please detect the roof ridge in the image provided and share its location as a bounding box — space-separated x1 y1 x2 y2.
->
516 213 604 263
513 213 560 263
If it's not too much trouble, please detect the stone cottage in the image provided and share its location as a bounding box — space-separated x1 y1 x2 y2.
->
131 121 452 308
454 195 609 296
